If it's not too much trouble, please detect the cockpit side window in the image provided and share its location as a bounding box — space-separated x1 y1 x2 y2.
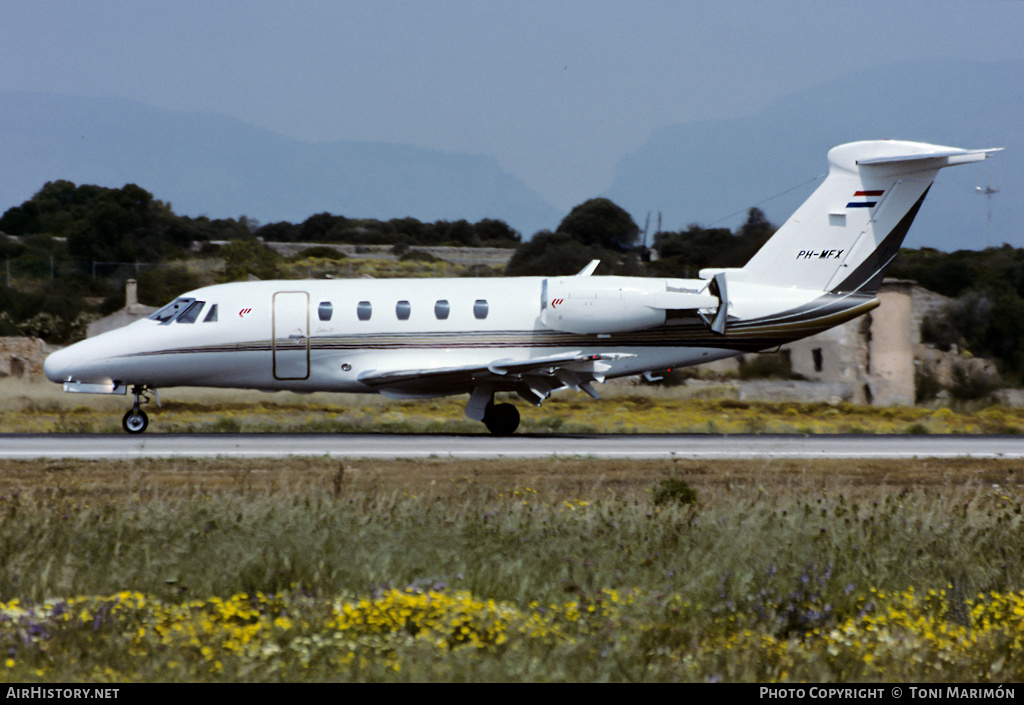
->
175 300 206 324
203 304 218 323
148 297 196 325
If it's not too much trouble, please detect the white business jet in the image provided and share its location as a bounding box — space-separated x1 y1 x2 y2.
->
44 140 999 434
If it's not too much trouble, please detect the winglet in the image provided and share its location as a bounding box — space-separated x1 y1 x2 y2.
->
575 260 600 277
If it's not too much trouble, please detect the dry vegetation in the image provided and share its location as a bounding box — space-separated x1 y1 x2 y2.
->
1 454 1021 501
2 455 1024 681
4 376 1024 435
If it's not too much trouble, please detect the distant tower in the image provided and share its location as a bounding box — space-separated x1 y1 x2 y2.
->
975 170 999 248
640 211 662 262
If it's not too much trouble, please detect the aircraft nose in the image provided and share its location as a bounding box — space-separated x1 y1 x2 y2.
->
43 327 142 387
44 346 74 383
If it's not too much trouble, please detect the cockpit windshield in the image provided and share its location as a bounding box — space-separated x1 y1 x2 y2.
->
148 298 196 324
175 300 206 324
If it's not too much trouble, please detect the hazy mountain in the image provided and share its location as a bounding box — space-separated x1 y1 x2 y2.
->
606 59 1022 252
3 60 1018 251
0 91 563 238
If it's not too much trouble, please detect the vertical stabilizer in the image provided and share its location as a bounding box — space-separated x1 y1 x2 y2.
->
732 140 1000 294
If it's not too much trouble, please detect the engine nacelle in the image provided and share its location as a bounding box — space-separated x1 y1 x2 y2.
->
540 276 719 335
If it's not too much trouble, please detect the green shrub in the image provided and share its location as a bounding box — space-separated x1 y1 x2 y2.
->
651 477 697 506
294 246 347 261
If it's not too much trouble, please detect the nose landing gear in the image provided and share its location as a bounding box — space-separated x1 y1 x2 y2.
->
122 385 152 434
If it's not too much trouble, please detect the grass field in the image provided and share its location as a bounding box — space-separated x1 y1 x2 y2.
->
4 376 1024 435
1 454 1023 682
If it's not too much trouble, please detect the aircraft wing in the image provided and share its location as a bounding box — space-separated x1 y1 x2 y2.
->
357 351 635 408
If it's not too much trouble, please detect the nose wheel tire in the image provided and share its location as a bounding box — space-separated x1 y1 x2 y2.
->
122 409 149 434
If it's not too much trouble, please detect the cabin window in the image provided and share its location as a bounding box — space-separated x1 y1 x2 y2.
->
396 300 411 320
474 299 489 319
203 304 218 323
357 301 372 321
318 301 333 321
175 300 205 324
148 297 196 324
434 300 450 320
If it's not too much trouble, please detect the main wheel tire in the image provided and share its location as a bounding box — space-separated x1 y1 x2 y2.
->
122 409 149 434
483 402 520 436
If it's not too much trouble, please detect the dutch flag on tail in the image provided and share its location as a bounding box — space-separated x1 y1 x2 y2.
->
846 190 884 208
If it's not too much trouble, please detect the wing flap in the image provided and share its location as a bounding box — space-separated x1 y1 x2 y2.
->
358 351 635 401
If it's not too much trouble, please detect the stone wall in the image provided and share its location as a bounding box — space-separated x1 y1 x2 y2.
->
228 241 516 268
692 279 994 406
0 337 48 378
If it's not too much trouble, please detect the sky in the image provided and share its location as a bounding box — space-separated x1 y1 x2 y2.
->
2 0 1023 212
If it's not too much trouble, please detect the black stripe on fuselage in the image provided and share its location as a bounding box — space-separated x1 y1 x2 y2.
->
126 292 878 360
830 187 930 295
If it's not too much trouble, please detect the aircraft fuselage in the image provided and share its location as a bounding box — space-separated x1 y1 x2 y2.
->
47 274 810 396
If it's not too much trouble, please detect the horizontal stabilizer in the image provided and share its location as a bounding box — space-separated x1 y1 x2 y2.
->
857 146 1002 167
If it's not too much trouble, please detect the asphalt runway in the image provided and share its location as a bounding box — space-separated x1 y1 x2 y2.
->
4 433 1024 460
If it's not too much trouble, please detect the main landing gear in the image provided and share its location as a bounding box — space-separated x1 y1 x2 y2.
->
466 386 521 435
482 402 520 436
122 385 151 434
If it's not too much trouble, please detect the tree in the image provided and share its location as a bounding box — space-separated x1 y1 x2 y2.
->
505 198 643 276
65 184 174 264
390 217 427 246
474 219 521 247
219 239 281 281
255 221 300 243
0 199 41 235
437 220 480 247
555 198 640 252
299 212 347 242
738 207 775 242
505 230 610 276
648 208 777 277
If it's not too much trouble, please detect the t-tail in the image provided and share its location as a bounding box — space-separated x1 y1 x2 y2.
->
721 140 1002 294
